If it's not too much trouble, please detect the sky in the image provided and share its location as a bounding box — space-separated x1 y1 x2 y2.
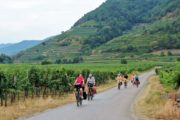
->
0 0 106 44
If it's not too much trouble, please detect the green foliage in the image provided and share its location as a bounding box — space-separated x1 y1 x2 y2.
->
160 52 165 57
41 60 52 65
121 59 127 64
177 57 180 61
167 51 173 56
55 57 83 64
97 16 180 54
78 0 165 49
0 62 152 106
157 62 180 90
0 61 158 106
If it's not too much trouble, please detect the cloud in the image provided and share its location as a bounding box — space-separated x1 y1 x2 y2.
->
0 0 106 43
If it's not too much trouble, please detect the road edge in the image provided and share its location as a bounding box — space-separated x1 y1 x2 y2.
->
130 70 155 120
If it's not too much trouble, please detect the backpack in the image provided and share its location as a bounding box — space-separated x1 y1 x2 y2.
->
135 75 139 81
83 91 87 100
124 74 128 79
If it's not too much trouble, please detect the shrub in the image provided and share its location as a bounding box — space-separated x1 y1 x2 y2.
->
177 57 180 61
121 59 127 64
41 60 52 65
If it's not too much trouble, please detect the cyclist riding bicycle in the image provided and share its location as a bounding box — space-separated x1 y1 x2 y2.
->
116 74 123 89
135 74 140 84
86 74 96 100
87 73 96 88
74 73 85 98
123 74 128 88
130 74 135 85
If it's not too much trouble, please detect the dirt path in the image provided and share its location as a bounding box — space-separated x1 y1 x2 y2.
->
19 70 155 120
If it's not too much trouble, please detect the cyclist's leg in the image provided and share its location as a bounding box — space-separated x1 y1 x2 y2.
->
79 85 83 98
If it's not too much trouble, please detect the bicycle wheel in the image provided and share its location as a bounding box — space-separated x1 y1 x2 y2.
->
80 97 82 106
118 83 121 90
88 90 90 101
124 81 127 88
76 93 79 107
90 88 93 100
76 90 81 107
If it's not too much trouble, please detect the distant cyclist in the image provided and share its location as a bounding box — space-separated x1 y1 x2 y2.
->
134 74 140 87
130 74 135 85
116 74 123 90
123 74 128 88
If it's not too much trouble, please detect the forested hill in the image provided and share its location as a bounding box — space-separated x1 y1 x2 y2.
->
15 0 180 63
0 40 42 56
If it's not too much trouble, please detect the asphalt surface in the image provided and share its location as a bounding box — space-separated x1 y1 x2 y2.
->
20 70 155 120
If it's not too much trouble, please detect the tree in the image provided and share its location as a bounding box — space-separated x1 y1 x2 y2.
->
73 57 83 63
0 54 13 64
167 51 173 56
55 59 62 64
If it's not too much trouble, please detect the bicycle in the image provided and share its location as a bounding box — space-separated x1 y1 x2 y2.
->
87 83 94 100
134 80 140 88
75 85 82 107
124 81 127 88
118 82 122 90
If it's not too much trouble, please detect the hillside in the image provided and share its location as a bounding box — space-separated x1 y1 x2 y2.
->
95 0 180 54
0 40 42 56
15 0 180 63
0 43 12 49
96 16 180 55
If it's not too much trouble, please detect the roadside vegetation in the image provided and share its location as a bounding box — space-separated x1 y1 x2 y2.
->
136 62 180 120
135 76 180 120
156 62 180 90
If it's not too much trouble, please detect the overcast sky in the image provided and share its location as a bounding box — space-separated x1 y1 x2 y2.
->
0 0 106 44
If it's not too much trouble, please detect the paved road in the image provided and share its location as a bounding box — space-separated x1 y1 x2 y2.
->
20 70 155 120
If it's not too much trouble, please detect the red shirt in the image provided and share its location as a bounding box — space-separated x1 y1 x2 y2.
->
75 76 84 85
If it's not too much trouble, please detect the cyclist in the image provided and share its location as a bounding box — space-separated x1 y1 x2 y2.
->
130 74 135 86
116 74 123 89
123 74 128 88
87 73 96 93
134 74 140 87
74 73 85 98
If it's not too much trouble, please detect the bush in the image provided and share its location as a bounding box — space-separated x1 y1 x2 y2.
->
167 51 173 56
177 57 180 61
121 59 127 64
41 60 52 65
160 52 165 56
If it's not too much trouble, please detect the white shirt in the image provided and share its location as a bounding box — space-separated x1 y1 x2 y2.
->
87 76 95 84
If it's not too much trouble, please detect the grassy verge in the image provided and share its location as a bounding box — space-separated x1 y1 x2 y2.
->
135 76 180 120
0 80 116 120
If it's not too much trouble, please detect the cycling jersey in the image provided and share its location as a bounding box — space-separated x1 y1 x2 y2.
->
87 77 95 84
75 76 84 85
